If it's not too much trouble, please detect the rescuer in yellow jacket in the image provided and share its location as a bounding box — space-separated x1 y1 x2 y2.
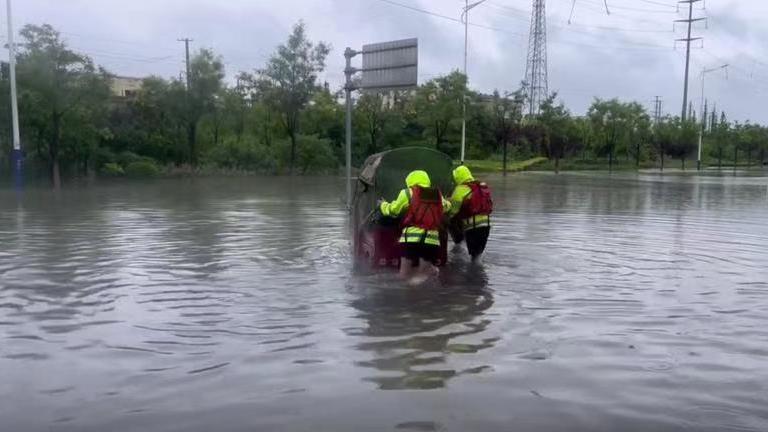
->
379 170 451 274
447 165 493 261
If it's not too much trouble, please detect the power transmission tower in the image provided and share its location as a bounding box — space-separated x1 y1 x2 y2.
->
178 38 193 90
675 0 705 121
523 0 548 116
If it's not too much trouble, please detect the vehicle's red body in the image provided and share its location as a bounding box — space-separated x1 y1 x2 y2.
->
356 221 448 269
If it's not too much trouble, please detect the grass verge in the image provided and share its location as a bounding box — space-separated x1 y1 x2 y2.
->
463 157 548 173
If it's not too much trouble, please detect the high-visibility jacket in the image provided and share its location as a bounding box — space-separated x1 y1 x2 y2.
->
380 170 451 246
448 166 491 231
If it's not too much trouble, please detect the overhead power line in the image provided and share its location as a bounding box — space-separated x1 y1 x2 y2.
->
373 0 524 36
373 0 676 51
488 1 672 33
557 0 678 14
638 0 678 8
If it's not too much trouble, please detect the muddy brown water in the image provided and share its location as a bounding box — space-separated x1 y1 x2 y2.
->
1 172 768 432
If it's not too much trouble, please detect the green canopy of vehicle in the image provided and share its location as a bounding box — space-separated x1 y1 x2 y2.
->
352 147 454 233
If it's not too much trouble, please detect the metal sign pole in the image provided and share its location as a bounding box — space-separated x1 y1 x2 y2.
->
7 0 22 190
344 38 417 210
344 48 358 210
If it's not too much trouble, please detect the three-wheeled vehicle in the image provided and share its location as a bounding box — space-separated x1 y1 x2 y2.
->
351 147 454 270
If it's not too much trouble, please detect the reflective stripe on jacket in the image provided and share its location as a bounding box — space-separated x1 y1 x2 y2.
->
448 184 491 231
380 188 451 246
462 214 490 231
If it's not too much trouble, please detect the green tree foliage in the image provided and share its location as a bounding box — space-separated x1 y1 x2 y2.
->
117 76 186 164
488 89 524 174
303 86 343 159
665 119 698 170
537 93 574 173
414 71 466 154
257 21 330 173
587 98 650 171
707 113 730 168
16 24 110 188
186 49 225 166
651 117 677 171
355 92 386 156
9 22 768 187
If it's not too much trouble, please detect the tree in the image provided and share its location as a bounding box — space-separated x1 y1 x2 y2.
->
707 112 730 169
572 117 593 160
304 85 344 160
414 71 466 154
186 49 224 166
757 126 768 167
258 21 330 173
489 89 523 175
587 98 650 171
538 93 572 173
16 24 110 188
355 92 386 155
588 99 621 172
120 76 187 165
623 102 651 168
666 119 698 170
652 117 677 171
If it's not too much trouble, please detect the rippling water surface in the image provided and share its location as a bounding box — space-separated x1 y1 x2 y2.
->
2 173 768 432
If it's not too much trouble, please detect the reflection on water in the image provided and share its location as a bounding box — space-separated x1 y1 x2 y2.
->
349 263 494 390
1 173 768 432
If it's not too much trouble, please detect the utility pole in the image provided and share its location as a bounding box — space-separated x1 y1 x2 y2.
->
697 64 728 171
653 96 663 125
676 0 705 121
178 38 193 90
460 0 488 164
7 0 21 189
524 0 548 116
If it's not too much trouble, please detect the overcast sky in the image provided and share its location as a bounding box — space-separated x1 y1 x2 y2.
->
7 0 768 123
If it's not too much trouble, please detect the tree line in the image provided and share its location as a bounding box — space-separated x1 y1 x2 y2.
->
1 22 766 188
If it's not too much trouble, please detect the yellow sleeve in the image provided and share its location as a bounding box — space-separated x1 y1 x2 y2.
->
380 189 410 217
447 185 471 217
442 196 452 214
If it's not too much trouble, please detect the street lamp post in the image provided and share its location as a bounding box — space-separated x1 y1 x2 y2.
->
460 0 488 164
697 64 728 171
6 0 21 189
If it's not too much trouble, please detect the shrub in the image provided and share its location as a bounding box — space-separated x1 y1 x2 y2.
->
117 151 143 167
100 162 125 177
94 147 118 168
273 135 339 174
297 135 338 174
125 160 160 178
206 136 278 173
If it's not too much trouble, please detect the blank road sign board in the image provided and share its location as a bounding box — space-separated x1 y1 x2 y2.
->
361 38 418 91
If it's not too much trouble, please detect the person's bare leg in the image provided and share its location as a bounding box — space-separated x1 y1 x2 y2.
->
406 258 432 285
400 258 414 279
419 258 438 276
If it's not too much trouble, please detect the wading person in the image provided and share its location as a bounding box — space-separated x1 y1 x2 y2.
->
448 165 493 262
379 170 451 279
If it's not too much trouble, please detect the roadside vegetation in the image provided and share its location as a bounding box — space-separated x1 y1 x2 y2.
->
1 22 766 188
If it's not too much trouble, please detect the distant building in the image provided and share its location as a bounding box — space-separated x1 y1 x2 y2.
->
110 75 144 98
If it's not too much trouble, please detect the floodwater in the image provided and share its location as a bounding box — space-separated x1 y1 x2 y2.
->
1 172 768 432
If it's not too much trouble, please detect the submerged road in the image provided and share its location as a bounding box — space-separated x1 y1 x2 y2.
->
1 172 767 431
